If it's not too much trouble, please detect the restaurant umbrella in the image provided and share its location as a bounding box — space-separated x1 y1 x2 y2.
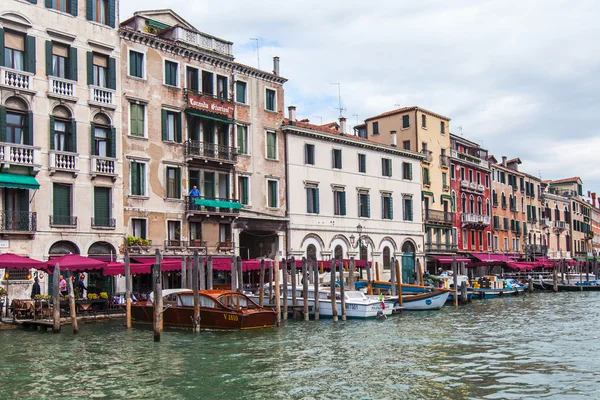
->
45 254 106 272
0 253 46 318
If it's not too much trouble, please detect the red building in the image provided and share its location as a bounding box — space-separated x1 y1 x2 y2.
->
449 134 492 253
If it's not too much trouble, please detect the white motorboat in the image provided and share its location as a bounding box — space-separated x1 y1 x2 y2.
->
370 290 449 311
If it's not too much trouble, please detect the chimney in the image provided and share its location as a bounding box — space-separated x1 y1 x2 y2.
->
339 117 346 135
390 130 397 147
502 156 507 167
593 192 597 207
273 56 280 76
288 106 296 124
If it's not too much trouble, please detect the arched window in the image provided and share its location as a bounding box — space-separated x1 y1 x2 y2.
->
92 113 114 158
486 199 491 216
4 97 31 145
451 191 456 212
461 194 467 212
88 241 116 258
49 240 80 255
501 193 506 208
469 195 474 214
334 245 343 260
360 244 368 261
521 197 524 213
555 205 560 221
307 244 317 261
509 195 514 210
383 247 391 271
477 197 482 215
51 105 75 152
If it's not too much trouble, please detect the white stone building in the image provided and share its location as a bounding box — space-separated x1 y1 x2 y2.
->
282 107 425 282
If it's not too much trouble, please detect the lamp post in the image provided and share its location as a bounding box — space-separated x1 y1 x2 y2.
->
350 224 372 281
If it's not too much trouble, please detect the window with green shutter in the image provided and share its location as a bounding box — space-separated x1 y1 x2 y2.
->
130 103 145 137
382 158 392 177
359 193 370 218
166 167 181 199
52 183 72 225
423 167 430 185
267 180 278 208
402 162 412 180
93 186 111 227
130 162 145 196
402 115 410 129
237 125 248 155
161 110 181 142
503 217 508 230
334 190 346 216
265 88 276 111
164 60 178 86
403 198 413 221
235 81 247 104
306 187 319 214
129 50 144 78
358 153 366 173
266 131 277 159
382 195 393 220
87 0 115 27
238 176 249 205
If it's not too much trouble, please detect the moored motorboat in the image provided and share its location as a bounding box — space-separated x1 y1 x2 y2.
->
130 289 277 330
354 281 449 311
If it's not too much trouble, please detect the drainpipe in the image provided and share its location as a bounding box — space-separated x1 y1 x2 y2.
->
283 122 290 257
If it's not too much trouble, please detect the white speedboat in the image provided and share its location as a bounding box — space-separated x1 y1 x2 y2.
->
371 290 449 311
249 287 394 319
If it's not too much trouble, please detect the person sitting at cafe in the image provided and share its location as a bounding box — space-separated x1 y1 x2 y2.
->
30 277 41 299
59 275 67 297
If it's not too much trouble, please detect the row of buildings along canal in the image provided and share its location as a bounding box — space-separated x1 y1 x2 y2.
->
0 1 599 297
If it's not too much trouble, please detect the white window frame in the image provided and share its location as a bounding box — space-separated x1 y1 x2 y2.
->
235 79 248 104
266 178 279 209
128 101 148 138
381 157 392 177
264 87 277 112
129 159 148 197
236 124 250 156
163 57 180 87
131 218 147 238
265 130 278 160
487 232 492 251
237 174 251 207
127 47 146 80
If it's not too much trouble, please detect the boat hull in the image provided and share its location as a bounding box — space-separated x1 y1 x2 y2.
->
400 291 449 310
472 288 524 299
533 281 600 292
130 303 277 330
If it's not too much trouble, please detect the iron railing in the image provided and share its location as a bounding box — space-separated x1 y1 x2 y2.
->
91 218 116 228
49 215 77 227
185 140 237 163
423 209 454 224
1 211 36 232
185 195 241 214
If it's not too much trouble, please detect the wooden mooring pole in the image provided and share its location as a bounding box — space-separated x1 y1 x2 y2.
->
366 258 373 295
330 259 338 322
207 255 213 290
282 257 288 320
259 259 265 306
389 257 397 297
460 281 468 305
553 263 559 293
268 261 274 304
52 263 60 333
153 249 163 342
302 257 309 321
348 257 355 290
313 259 320 320
338 259 346 321
66 270 78 334
274 259 281 327
528 276 534 293
181 256 187 289
125 250 132 329
192 249 200 333
230 256 237 292
452 257 458 308
199 255 206 291
396 259 403 309
291 256 297 307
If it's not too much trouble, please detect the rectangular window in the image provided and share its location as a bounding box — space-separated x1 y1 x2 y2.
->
217 75 228 100
201 70 214 95
477 172 481 184
267 180 278 208
442 172 447 188
402 162 413 180
487 232 492 250
132 218 146 239
52 118 72 152
469 170 473 183
91 0 109 25
265 88 276 111
163 111 179 142
421 114 427 128
167 221 181 241
50 0 70 12
358 154 366 173
485 174 490 188
382 195 393 220
130 161 146 196
332 149 342 169
382 158 392 177
402 115 410 129
92 53 107 87
186 66 199 91
52 183 73 225
220 223 232 243
402 198 413 221
479 231 483 250
358 193 370 218
4 31 25 71
129 103 145 137
460 167 465 181
235 81 247 104
304 144 315 165
403 140 411 151
333 190 346 216
93 186 111 227
129 50 144 78
238 176 249 205
494 236 499 250
372 121 379 135
237 125 248 155
51 43 68 78
93 126 108 157
306 187 320 214
471 230 476 246
166 167 181 199
503 217 509 230
164 60 178 86
423 167 430 185
266 131 277 160
450 163 455 179
440 121 445 134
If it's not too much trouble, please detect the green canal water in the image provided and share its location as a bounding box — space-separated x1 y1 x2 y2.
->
1 292 600 399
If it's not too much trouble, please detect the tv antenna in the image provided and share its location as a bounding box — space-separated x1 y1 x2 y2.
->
250 38 260 69
352 114 359 126
312 116 323 125
457 125 463 136
330 83 346 117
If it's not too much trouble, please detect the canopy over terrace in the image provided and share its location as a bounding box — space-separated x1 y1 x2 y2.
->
43 254 106 273
0 253 45 269
428 256 472 265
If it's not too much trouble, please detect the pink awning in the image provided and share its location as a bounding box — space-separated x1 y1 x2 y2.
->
429 256 472 265
0 253 45 269
46 254 106 272
470 253 518 262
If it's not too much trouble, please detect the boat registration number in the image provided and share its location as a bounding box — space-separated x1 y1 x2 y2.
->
223 314 239 322
370 304 383 311
345 304 359 310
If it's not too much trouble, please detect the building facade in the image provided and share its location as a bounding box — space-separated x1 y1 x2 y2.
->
591 193 600 257
1 0 123 297
283 109 424 282
449 134 491 254
119 10 287 262
542 185 572 259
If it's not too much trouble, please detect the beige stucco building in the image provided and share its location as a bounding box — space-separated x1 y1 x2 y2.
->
1 0 123 298
119 10 287 262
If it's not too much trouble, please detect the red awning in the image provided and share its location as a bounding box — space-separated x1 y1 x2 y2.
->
0 253 45 269
46 254 106 272
470 253 518 263
429 256 471 265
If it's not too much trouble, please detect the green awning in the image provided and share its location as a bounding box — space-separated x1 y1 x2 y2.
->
195 198 242 209
422 191 435 203
0 173 39 190
186 110 232 125
146 19 170 30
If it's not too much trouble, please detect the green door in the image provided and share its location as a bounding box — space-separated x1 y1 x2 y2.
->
402 253 415 284
53 183 71 225
94 187 110 227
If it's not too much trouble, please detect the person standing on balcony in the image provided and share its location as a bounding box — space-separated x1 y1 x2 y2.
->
189 186 200 210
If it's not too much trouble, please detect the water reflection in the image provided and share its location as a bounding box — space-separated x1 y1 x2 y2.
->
1 293 600 399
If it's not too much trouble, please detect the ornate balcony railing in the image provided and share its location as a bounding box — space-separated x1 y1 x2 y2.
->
553 221 569 231
91 218 116 228
425 242 458 252
0 211 36 233
0 143 42 169
0 67 33 91
461 213 491 227
450 149 490 169
423 209 454 224
90 156 117 179
48 76 77 99
165 240 187 249
89 85 115 107
421 150 433 163
49 150 78 174
185 195 241 215
171 26 233 57
49 215 77 227
185 140 237 163
440 155 450 168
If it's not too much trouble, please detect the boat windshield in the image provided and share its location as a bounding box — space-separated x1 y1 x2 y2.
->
345 291 367 300
218 293 259 310
177 294 218 308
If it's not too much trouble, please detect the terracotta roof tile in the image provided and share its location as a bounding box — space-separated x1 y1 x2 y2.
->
364 106 451 122
551 177 581 185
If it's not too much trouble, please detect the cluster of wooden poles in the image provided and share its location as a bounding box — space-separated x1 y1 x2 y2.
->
550 258 599 292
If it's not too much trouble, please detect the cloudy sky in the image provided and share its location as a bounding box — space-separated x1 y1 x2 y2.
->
121 0 600 192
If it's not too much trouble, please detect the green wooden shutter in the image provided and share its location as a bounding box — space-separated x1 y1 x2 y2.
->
0 108 5 142
366 194 370 218
108 0 116 28
90 122 95 154
331 149 335 168
0 28 4 67
94 187 110 224
86 0 93 21
18 189 30 214
45 40 53 76
69 0 78 16
70 119 77 153
25 112 33 146
389 197 394 220
109 127 116 158
389 160 392 177
45 0 52 8
68 46 78 81
175 168 181 199
161 109 167 141
27 0 38 3
86 51 93 85
408 163 412 180
25 35 36 74
53 184 71 218
315 188 320 214
340 192 346 216
49 116 55 150
381 196 385 219
130 162 139 195
408 199 413 221
107 57 116 89
176 112 182 143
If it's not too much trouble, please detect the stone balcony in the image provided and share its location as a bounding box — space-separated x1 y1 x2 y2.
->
49 150 79 176
89 85 116 108
170 26 233 58
423 209 454 226
0 143 41 171
90 155 117 181
553 220 569 231
450 149 490 169
461 213 491 228
47 76 77 101
0 67 34 92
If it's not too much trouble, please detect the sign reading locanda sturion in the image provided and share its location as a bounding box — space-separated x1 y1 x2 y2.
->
187 92 234 119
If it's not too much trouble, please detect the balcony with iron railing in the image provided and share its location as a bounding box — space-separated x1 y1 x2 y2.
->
49 215 77 228
450 148 490 169
91 217 116 229
165 239 187 249
425 242 458 253
89 85 116 108
185 196 241 215
542 217 551 228
0 67 34 92
0 211 36 234
461 213 491 227
0 143 42 170
48 76 77 100
90 156 117 180
423 209 454 225
185 141 237 164
49 150 79 175
170 26 233 58
421 150 433 163
440 155 450 168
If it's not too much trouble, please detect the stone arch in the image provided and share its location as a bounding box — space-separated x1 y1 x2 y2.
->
401 239 417 254
92 111 113 126
88 241 117 257
300 233 325 250
328 234 351 251
329 234 350 259
378 236 398 252
0 11 34 28
3 95 29 111
48 240 80 256
51 104 73 119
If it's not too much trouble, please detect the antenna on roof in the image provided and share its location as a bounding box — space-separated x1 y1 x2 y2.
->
352 114 359 126
249 38 260 69
538 170 543 180
457 125 463 136
330 83 346 117
312 116 323 125
394 104 402 107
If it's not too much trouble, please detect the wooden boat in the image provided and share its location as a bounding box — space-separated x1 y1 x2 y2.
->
533 279 600 292
129 289 277 330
